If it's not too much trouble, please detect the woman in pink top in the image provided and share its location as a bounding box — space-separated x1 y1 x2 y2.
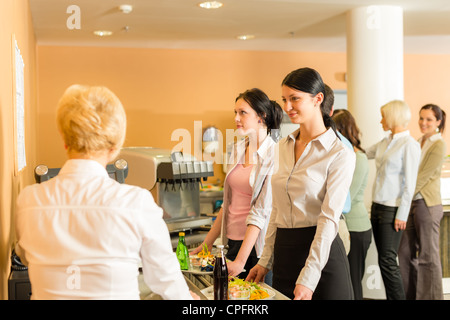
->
192 88 283 281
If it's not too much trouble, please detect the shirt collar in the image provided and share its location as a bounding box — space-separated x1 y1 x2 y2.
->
235 134 276 160
59 159 109 177
418 132 441 144
255 135 275 159
391 130 410 140
287 128 299 142
429 132 441 142
287 128 337 151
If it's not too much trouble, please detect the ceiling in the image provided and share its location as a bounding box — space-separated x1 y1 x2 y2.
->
29 0 450 54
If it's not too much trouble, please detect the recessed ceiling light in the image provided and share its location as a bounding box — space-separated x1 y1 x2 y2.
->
119 4 133 14
94 30 113 37
198 1 223 9
237 35 255 40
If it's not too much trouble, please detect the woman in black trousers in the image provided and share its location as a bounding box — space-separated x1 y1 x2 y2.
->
366 100 421 300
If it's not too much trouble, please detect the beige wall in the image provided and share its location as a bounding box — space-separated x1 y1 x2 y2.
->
404 54 450 147
0 0 37 299
36 46 348 184
36 46 449 175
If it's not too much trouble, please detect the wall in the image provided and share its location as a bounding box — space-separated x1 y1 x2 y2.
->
36 46 348 184
0 0 37 299
36 46 450 179
404 54 450 147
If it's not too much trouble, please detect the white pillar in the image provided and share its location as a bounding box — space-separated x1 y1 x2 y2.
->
346 5 404 300
347 5 404 147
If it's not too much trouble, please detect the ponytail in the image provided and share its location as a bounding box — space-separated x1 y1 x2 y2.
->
267 100 284 141
440 109 446 134
321 112 340 140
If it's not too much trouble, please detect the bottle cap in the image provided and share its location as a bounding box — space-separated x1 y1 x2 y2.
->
217 245 224 249
179 232 185 236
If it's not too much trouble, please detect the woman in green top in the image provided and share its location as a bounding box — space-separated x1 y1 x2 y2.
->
333 109 373 300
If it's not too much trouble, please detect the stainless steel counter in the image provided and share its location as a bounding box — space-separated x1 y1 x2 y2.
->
138 271 289 300
441 205 450 278
139 271 208 300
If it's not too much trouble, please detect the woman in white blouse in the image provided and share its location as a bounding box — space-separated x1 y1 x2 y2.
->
366 100 421 300
15 85 197 300
247 68 356 300
399 104 446 300
191 88 283 281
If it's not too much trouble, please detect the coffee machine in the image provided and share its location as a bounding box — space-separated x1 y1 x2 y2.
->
118 147 214 233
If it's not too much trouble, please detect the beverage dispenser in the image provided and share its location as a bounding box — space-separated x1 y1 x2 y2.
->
118 147 214 233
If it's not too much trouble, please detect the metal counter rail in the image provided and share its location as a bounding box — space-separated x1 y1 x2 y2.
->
441 205 450 278
138 270 208 300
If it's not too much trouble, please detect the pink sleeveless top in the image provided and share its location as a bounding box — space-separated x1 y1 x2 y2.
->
226 164 253 240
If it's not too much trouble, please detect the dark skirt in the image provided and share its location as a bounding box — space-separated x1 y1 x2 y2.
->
272 227 354 300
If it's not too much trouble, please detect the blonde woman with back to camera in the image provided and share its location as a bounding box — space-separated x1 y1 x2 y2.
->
15 85 198 300
366 100 421 300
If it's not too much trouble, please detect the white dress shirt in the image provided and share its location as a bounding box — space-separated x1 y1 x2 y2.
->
366 130 421 221
15 159 192 300
221 135 278 257
258 128 356 292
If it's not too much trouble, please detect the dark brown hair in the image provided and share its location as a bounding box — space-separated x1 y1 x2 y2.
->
282 67 338 136
236 88 283 140
332 109 365 153
420 104 446 134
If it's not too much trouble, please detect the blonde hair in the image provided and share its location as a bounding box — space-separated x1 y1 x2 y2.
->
56 85 126 158
381 100 411 128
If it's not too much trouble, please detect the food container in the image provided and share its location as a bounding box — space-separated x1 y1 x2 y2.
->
228 286 250 300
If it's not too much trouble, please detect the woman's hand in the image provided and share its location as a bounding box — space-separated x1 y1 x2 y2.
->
190 291 201 300
190 243 209 255
394 219 406 232
245 264 269 283
227 260 245 278
293 284 313 300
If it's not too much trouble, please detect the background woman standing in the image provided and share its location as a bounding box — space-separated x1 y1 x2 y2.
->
333 109 372 300
399 104 447 300
366 100 421 300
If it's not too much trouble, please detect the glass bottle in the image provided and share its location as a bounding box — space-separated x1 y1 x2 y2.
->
213 244 228 300
176 231 189 270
